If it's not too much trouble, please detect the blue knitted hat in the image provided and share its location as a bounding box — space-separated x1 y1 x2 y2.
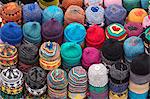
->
23 2 42 23
1 22 23 45
42 6 64 24
141 0 149 9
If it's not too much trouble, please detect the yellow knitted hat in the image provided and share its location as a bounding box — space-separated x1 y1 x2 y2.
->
38 0 59 9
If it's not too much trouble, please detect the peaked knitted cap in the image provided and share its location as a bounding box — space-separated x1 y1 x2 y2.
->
104 0 122 8
123 0 140 11
84 0 103 7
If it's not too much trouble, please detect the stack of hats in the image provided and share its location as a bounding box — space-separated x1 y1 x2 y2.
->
39 41 61 70
88 63 108 99
25 66 47 98
42 18 63 44
0 2 22 24
125 22 143 37
18 43 39 74
123 0 140 11
85 5 105 27
104 4 127 26
61 42 82 71
23 2 42 23
106 23 127 41
0 68 24 99
123 36 144 63
109 62 130 99
42 6 64 24
23 22 41 47
127 8 148 24
38 0 59 9
64 22 86 48
84 0 103 8
129 54 150 99
47 69 68 98
101 39 124 67
86 25 105 49
64 5 85 26
141 0 149 9
104 0 122 8
68 66 88 99
82 47 101 69
1 22 23 47
142 15 150 28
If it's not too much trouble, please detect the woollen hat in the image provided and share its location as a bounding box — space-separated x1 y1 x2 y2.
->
142 15 150 28
125 22 143 37
104 4 127 26
82 47 101 69
42 6 63 24
104 0 122 8
42 18 63 44
84 0 103 7
1 22 23 46
86 25 105 49
123 0 140 11
106 23 127 41
38 0 59 9
141 0 149 9
124 36 144 62
127 8 148 24
64 5 85 26
23 2 42 23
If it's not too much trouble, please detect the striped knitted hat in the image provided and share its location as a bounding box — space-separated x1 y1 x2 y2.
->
38 0 59 9
142 15 150 28
123 0 140 11
104 0 122 8
84 0 103 7
106 23 127 41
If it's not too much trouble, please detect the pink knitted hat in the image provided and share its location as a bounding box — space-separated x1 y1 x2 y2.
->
104 0 122 8
142 15 150 28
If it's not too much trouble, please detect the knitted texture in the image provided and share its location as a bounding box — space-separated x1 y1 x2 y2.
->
142 15 150 28
109 90 128 99
84 0 103 7
38 0 59 9
123 0 140 11
104 0 122 8
141 0 149 9
129 90 149 99
42 6 64 24
106 23 127 41
64 5 85 26
104 4 127 26
86 25 105 49
23 2 42 23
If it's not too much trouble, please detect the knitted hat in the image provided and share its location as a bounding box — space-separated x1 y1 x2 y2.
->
127 8 148 24
85 5 104 27
61 42 82 71
125 22 143 37
38 0 59 9
1 22 23 46
123 0 140 11
141 0 149 9
82 47 101 69
84 0 103 7
23 2 42 23
104 0 122 8
24 90 47 99
64 22 86 48
0 2 22 24
0 43 18 67
86 25 105 49
104 4 127 26
142 15 150 28
20 0 37 4
106 23 127 41
64 5 85 26
23 22 41 46
42 18 63 44
1 91 23 99
124 36 144 62
109 90 128 99
39 41 61 70
42 6 63 24
62 0 83 10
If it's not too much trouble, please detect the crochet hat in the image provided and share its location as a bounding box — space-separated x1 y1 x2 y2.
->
141 0 149 9
1 22 23 46
123 0 140 11
42 18 63 44
64 5 85 26
104 0 122 8
39 41 61 70
38 0 59 9
104 4 127 26
142 15 150 28
86 25 105 49
85 5 104 27
84 0 103 7
127 8 148 24
23 2 42 23
0 2 22 24
42 6 64 24
23 22 41 46
82 47 101 69
61 42 82 71
125 22 143 37
124 36 144 62
64 22 86 48
106 23 127 41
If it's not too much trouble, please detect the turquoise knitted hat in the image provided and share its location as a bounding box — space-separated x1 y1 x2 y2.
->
123 0 140 11
141 0 149 9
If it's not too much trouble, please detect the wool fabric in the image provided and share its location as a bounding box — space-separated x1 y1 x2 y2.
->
127 8 148 24
124 36 144 62
104 0 122 8
38 0 59 9
143 15 150 28
125 22 143 37
109 90 128 99
23 2 42 23
106 23 127 41
68 91 87 99
104 4 127 26
0 91 23 99
85 5 105 27
24 90 47 99
84 0 103 7
129 90 149 99
42 6 64 24
123 0 140 11
64 22 86 48
1 22 23 46
141 0 149 9
86 25 105 49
